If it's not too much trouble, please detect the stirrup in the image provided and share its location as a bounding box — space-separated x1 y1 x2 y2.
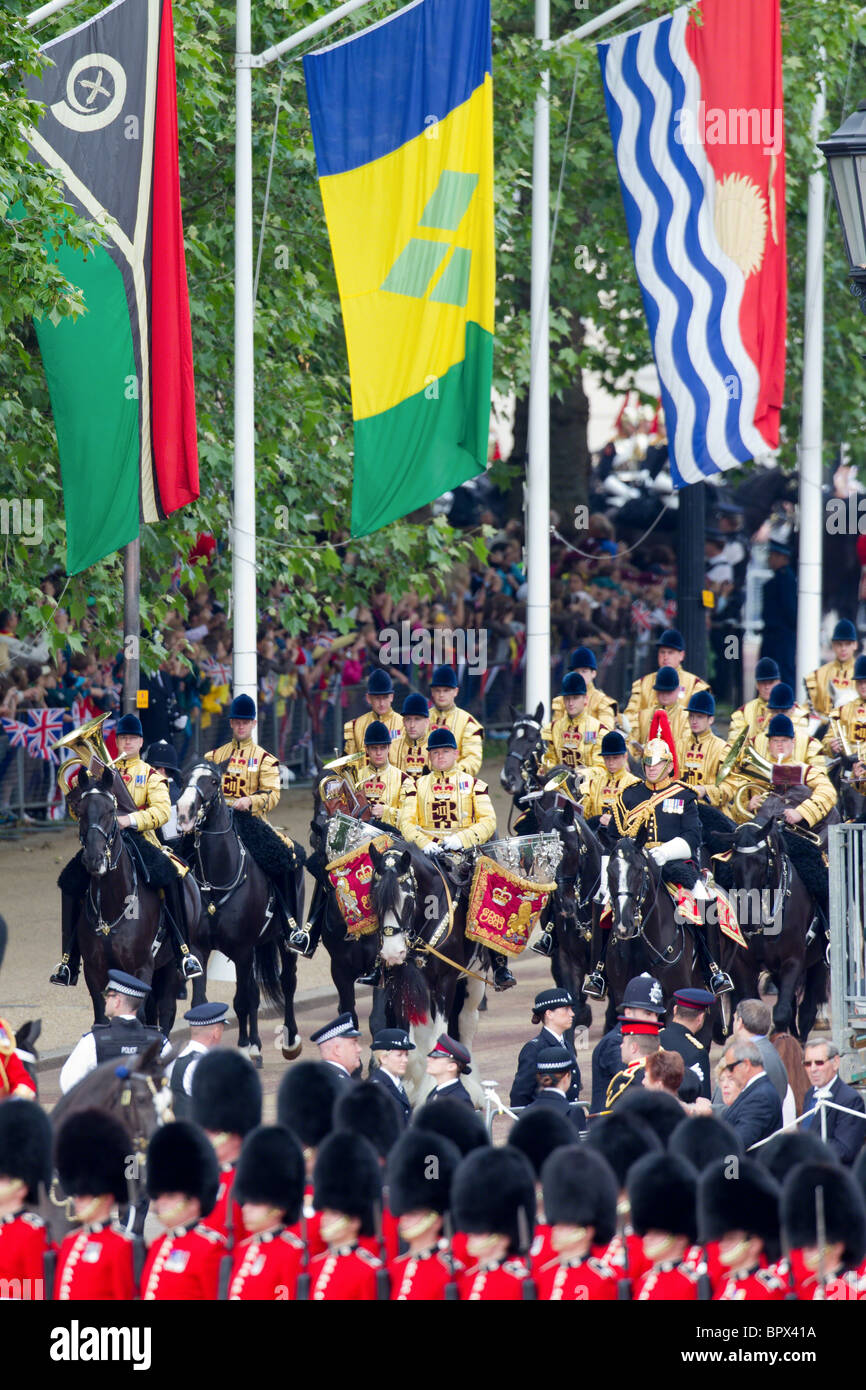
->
181 954 203 980
530 931 555 958
709 966 734 996
584 970 607 1001
288 928 315 959
49 960 73 987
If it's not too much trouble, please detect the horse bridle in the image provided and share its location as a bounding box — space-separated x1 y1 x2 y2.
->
734 820 790 930
79 787 122 873
611 843 672 961
185 766 249 900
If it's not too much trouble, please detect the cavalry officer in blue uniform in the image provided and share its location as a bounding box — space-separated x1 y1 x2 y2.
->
59 969 170 1094
510 989 581 1109
603 731 733 996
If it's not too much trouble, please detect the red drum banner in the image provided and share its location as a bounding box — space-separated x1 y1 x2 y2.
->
466 857 556 958
327 835 393 937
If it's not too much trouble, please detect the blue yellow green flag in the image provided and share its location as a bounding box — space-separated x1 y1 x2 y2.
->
303 0 494 538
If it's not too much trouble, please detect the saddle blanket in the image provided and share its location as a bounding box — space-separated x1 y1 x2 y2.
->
599 884 746 949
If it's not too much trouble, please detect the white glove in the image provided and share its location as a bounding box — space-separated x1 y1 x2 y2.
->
649 837 691 867
441 835 462 851
423 841 442 857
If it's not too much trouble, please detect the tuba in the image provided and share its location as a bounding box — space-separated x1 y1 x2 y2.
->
52 712 136 811
732 744 776 820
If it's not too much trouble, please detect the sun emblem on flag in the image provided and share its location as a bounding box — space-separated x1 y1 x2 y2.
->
713 174 768 279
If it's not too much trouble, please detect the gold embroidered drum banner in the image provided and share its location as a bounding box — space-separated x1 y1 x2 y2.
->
327 834 393 936
466 857 556 957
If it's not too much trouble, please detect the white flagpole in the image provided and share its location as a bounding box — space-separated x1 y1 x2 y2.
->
233 0 258 714
797 83 826 700
25 0 78 26
525 0 552 719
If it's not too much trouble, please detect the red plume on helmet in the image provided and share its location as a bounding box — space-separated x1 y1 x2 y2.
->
647 709 678 778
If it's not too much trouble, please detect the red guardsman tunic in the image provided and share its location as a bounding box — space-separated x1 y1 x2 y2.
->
388 1244 461 1301
140 1223 227 1300
309 1245 383 1300
536 1256 618 1301
54 1222 135 1301
228 1228 305 1301
458 1257 533 1301
0 1211 53 1297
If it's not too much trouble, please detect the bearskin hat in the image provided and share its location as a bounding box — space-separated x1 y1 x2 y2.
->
541 1146 618 1247
276 1061 342 1150
628 1153 698 1244
0 1100 52 1203
386 1130 461 1217
698 1157 781 1260
55 1108 130 1206
451 1147 536 1255
754 1129 832 1187
146 1122 220 1215
616 1089 686 1148
669 1114 744 1173
191 1050 262 1137
234 1125 305 1224
507 1107 573 1178
313 1131 382 1237
585 1112 661 1189
412 1098 489 1156
334 1081 402 1159
781 1161 866 1270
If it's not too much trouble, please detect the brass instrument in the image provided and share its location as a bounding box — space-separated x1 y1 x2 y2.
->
829 715 852 760
318 753 369 819
715 726 750 785
52 711 136 810
718 736 777 820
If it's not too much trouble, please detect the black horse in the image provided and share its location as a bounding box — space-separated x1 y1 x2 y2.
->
500 704 547 832
368 841 486 1098
73 769 197 1034
176 762 303 1066
47 1038 172 1241
305 817 379 1027
534 796 600 1032
602 837 720 1040
709 811 826 1039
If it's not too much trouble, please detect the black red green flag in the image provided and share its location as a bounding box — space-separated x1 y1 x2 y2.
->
24 0 198 575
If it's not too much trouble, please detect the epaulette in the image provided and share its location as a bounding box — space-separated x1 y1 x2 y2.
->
685 1033 704 1050
262 751 279 766
755 1267 785 1292
109 1222 135 1241
195 1224 228 1247
21 1211 47 1230
503 1259 528 1276
475 780 488 793
355 1247 383 1267
587 1258 616 1280
280 1230 304 1250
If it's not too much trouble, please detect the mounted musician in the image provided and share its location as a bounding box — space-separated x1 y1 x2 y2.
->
397 726 515 991
823 653 866 794
541 673 605 773
750 684 822 766
804 617 858 717
344 670 403 755
674 690 733 808
426 664 483 776
627 666 690 761
550 646 617 728
50 713 201 989
580 729 640 829
204 694 305 954
622 628 709 733
352 721 412 827
741 714 837 836
388 691 430 782
728 656 782 743
601 714 733 996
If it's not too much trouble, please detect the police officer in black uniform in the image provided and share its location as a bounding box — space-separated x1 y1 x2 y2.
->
509 989 581 1108
369 1028 414 1127
166 1002 229 1119
589 973 666 1113
58 969 170 1093
658 987 713 1099
425 1035 475 1109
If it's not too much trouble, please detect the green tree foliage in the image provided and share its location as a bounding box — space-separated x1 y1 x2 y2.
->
2 0 866 659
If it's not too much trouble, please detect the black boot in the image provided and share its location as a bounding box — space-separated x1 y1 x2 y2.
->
690 923 732 996
490 951 516 991
165 877 202 980
289 880 324 959
50 892 82 986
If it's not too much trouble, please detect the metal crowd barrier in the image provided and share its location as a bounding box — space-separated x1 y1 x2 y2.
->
828 823 866 1076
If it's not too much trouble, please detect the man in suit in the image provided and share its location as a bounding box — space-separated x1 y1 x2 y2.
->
717 1040 782 1149
425 1035 475 1109
802 1037 866 1165
510 989 581 1109
369 1029 413 1128
310 1014 362 1087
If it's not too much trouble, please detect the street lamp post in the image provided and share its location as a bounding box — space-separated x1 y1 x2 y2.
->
819 101 866 311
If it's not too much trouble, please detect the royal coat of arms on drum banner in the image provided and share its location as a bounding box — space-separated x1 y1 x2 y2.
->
466 834 561 957
325 812 393 937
